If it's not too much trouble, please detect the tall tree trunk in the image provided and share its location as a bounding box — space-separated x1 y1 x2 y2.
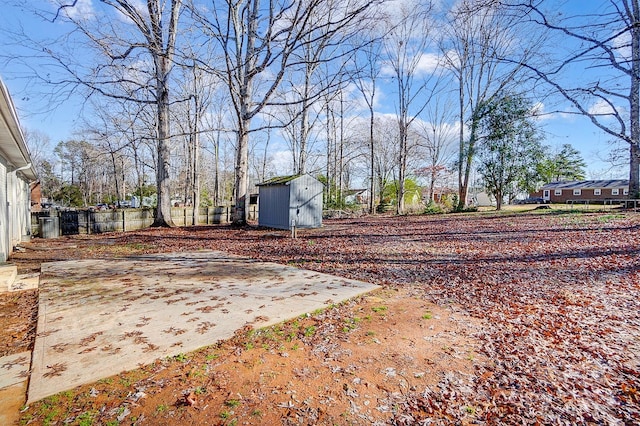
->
397 122 407 215
369 105 375 214
457 73 466 210
298 73 310 175
192 123 200 225
233 120 251 225
630 0 640 198
153 55 175 226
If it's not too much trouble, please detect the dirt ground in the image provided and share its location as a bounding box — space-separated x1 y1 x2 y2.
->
5 209 640 424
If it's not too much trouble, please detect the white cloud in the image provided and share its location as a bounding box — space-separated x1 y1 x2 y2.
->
588 99 616 116
381 51 442 77
268 150 295 176
415 52 441 75
113 0 148 24
612 29 631 62
51 0 95 21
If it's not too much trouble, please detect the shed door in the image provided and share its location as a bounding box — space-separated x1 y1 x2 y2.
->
0 162 7 261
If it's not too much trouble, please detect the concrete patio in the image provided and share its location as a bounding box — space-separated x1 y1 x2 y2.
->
26 250 379 403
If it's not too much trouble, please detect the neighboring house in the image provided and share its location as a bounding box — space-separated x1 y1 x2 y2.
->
422 186 458 204
532 180 629 203
344 188 369 206
30 180 42 211
473 191 495 207
257 174 323 230
0 78 38 261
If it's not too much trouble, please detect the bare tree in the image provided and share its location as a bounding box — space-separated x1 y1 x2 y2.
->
516 0 640 198
414 99 457 203
383 0 440 214
11 0 184 225
442 0 542 210
352 32 384 213
192 0 377 224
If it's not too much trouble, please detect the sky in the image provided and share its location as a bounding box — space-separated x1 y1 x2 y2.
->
0 0 630 181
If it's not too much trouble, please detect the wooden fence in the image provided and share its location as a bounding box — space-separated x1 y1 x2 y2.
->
32 205 258 238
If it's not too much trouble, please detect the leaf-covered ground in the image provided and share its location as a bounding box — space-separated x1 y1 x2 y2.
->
8 209 640 424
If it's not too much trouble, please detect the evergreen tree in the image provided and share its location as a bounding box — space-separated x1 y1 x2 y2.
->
476 93 544 210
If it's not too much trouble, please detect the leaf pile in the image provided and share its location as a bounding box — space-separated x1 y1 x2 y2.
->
11 210 640 423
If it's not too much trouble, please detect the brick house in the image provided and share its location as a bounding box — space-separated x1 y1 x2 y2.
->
531 180 629 203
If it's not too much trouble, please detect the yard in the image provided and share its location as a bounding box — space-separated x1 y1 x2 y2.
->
5 209 640 424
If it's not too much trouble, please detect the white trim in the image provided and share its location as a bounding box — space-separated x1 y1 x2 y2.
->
594 189 601 195
554 189 562 196
612 188 620 196
573 189 582 196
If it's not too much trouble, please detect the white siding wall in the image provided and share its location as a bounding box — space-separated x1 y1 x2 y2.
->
7 171 30 247
0 159 7 261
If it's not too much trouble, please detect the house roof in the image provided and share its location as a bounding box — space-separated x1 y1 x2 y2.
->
345 188 367 196
0 78 37 181
541 180 628 190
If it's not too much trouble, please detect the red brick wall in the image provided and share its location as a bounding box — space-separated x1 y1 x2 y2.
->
532 187 628 203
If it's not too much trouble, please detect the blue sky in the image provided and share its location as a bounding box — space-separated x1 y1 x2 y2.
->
0 0 630 180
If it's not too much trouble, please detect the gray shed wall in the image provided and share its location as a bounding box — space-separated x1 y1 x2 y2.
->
258 184 291 229
289 174 323 228
258 174 323 230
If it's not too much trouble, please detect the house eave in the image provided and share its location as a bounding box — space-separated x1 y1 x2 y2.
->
0 78 37 181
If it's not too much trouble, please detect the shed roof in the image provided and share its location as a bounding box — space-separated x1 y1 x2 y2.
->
540 180 628 190
257 175 301 186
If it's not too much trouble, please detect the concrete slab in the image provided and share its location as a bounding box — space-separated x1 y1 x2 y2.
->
0 264 17 292
10 274 40 292
28 251 379 403
0 352 30 389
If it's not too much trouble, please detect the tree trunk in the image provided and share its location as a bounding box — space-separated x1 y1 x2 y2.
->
429 169 436 203
369 105 375 214
153 57 175 227
192 126 200 225
457 72 466 210
397 127 407 215
630 0 640 199
629 150 639 201
233 121 250 225
459 117 479 210
495 189 502 210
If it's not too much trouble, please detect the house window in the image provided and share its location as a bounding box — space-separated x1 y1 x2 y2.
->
573 189 581 196
612 189 619 196
554 189 562 196
624 189 629 195
594 189 601 196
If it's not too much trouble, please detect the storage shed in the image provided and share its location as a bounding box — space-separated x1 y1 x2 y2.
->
257 174 323 230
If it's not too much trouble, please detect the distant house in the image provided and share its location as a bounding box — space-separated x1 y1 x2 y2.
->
421 186 458 204
344 188 369 206
473 191 495 207
257 174 323 230
0 78 38 261
531 180 629 203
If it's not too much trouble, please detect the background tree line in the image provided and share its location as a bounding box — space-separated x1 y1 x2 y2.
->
6 0 634 223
